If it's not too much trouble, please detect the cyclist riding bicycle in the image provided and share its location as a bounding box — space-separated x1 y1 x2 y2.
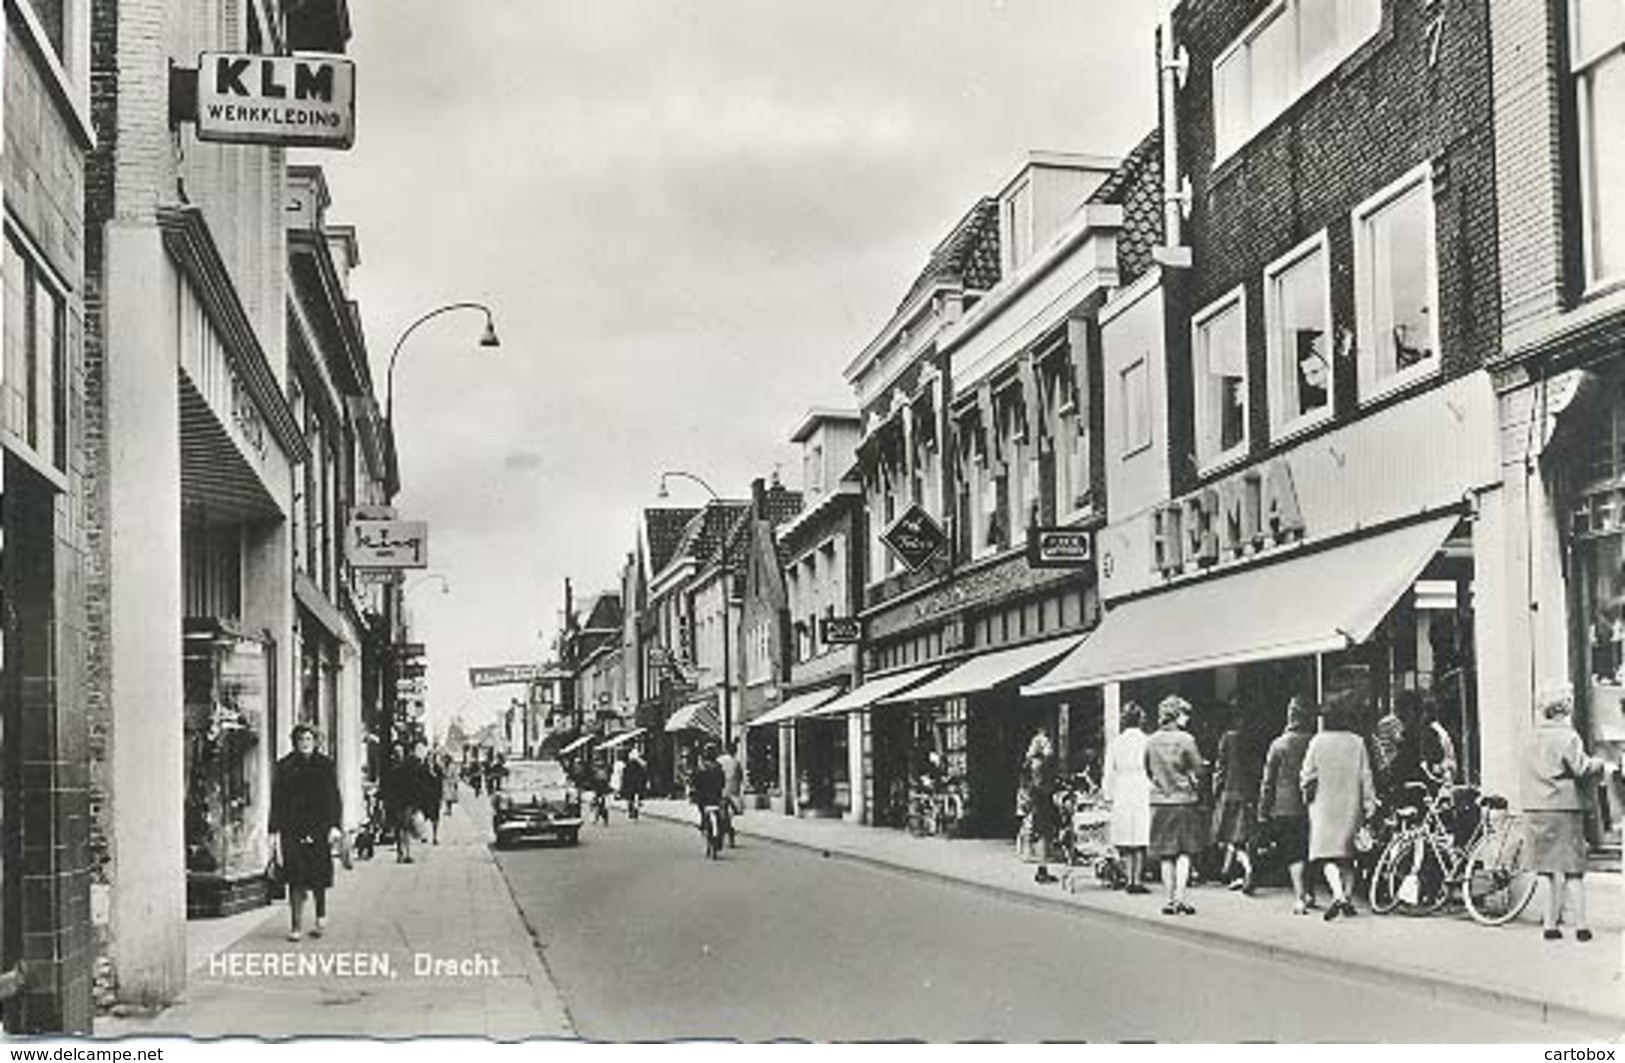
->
690 743 729 840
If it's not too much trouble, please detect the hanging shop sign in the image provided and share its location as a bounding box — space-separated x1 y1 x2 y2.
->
819 617 862 645
191 53 357 149
347 519 427 569
882 504 947 572
1150 458 1306 579
468 664 547 688
1026 527 1093 569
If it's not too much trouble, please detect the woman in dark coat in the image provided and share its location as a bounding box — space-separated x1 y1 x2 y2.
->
269 724 343 941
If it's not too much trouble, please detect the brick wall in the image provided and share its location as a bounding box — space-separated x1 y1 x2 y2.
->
1168 0 1500 494
3 15 94 1032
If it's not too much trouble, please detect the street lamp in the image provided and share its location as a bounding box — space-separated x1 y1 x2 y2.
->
657 470 736 751
381 303 496 777
384 301 501 454
403 572 451 598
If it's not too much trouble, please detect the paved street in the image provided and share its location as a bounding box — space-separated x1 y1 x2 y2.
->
496 808 1589 1042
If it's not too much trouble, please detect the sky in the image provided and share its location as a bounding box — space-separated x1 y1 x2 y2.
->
308 1 1161 737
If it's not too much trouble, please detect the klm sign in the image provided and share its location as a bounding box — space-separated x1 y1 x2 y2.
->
194 53 356 149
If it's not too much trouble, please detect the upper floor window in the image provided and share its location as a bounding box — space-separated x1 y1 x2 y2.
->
1353 164 1439 401
2 231 67 473
1265 231 1333 437
1213 0 1382 161
1191 287 1249 471
1120 357 1152 458
1574 0 1625 288
28 0 67 65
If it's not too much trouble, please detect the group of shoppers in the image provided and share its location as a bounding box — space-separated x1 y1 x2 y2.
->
571 748 651 822
1030 685 1620 938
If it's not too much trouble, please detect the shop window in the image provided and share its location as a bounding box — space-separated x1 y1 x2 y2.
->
1212 0 1382 161
2 232 67 473
1265 231 1333 437
1573 0 1625 289
1354 164 1439 400
1191 287 1249 471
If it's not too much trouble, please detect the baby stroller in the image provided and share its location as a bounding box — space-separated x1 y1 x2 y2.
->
1055 773 1126 891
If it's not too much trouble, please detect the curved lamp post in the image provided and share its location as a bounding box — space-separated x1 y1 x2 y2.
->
384 301 500 466
657 470 735 751
403 572 451 598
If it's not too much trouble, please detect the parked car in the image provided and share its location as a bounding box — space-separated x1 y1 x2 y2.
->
491 759 583 848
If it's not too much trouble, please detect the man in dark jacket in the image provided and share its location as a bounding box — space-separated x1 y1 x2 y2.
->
690 744 728 839
270 724 343 941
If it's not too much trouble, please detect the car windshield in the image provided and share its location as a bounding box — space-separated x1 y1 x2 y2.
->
502 760 571 797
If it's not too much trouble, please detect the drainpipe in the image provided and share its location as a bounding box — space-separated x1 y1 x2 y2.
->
1158 0 1193 268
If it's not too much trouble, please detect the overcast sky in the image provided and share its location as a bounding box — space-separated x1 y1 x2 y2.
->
310 1 1161 737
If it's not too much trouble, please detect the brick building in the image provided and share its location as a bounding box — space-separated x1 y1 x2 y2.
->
82 0 347 1011
0 0 96 1034
1486 0 1625 848
1033 0 1514 794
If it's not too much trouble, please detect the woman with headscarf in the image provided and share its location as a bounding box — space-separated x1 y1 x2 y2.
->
1259 696 1317 913
1103 702 1152 894
1301 693 1376 921
1145 696 1207 915
269 724 343 942
1523 690 1610 941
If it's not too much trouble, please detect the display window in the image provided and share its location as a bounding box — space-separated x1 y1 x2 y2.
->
183 621 271 881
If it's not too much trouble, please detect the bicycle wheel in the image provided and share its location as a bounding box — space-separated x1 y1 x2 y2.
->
1464 817 1537 926
1387 832 1450 915
1369 831 1411 914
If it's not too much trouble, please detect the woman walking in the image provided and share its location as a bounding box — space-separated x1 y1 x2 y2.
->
1300 695 1376 921
1103 702 1152 894
1145 696 1207 915
1259 697 1317 913
1213 702 1263 893
1020 729 1061 884
269 724 343 942
1523 690 1610 941
441 753 460 820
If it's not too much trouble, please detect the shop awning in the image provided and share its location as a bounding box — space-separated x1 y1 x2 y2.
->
746 686 844 728
881 634 1086 704
1023 515 1460 695
802 665 941 719
596 728 645 751
557 734 596 756
665 697 722 736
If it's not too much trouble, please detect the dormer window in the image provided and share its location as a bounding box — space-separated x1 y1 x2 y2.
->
1003 178 1035 274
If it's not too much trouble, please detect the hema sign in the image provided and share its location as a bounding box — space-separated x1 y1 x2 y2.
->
195 53 356 149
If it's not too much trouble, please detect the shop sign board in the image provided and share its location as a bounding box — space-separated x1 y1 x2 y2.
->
394 642 426 658
469 663 547 688
348 519 427 569
882 504 946 572
819 617 862 645
195 53 357 149
1026 527 1093 569
1149 458 1305 579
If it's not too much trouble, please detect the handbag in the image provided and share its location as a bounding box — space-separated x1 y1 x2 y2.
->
410 809 430 843
265 850 286 900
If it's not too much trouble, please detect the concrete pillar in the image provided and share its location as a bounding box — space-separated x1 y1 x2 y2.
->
103 224 185 1005
845 712 865 824
337 641 364 831
1102 682 1122 743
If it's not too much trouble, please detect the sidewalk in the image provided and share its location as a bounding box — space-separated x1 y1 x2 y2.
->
97 793 574 1040
645 799 1625 1036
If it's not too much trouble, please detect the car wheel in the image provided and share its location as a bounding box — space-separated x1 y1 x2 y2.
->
563 828 580 846
493 832 510 850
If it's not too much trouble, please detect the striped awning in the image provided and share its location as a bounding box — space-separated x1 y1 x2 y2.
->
665 696 722 736
746 685 843 728
596 728 646 751
557 734 596 756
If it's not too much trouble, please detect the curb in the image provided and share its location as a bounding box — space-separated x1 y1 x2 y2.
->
644 806 1623 1037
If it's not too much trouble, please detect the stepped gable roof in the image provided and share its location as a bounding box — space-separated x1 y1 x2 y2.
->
894 197 1002 315
644 507 700 574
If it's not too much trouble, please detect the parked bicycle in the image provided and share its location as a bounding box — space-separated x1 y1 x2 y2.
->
1367 782 1536 925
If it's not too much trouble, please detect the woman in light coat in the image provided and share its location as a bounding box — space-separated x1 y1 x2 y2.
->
1103 701 1151 894
1523 690 1610 941
1300 696 1376 921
